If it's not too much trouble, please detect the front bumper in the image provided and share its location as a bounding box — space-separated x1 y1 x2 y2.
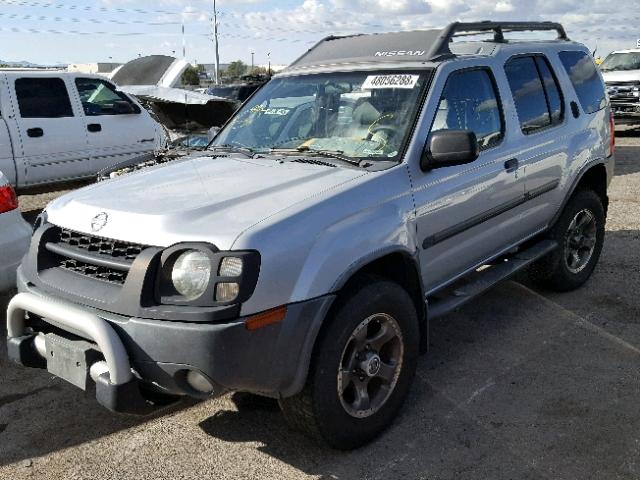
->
7 285 335 414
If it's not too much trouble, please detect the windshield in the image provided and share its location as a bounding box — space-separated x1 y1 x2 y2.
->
600 52 640 72
212 71 430 161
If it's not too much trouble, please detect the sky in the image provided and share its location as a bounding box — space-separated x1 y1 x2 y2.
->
0 0 638 66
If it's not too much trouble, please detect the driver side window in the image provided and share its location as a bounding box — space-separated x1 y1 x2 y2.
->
431 68 504 150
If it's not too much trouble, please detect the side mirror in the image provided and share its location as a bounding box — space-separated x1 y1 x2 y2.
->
113 100 135 115
421 130 480 171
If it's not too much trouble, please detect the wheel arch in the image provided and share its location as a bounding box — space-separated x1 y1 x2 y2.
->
329 250 428 353
553 160 609 227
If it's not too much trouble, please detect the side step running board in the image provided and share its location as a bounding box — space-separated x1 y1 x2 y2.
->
428 240 558 320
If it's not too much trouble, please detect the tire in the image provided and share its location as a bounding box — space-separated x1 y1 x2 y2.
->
279 275 420 450
529 189 605 292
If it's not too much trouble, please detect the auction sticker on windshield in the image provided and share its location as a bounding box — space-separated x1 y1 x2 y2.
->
363 74 420 89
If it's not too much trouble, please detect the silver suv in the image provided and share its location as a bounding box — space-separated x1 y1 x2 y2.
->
7 22 614 449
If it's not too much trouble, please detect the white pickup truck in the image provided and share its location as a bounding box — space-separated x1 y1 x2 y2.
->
0 71 163 190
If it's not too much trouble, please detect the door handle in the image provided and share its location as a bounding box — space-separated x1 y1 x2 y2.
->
87 123 102 133
504 158 519 172
27 127 43 138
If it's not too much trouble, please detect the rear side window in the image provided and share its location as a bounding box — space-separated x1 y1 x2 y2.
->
431 69 504 150
558 51 606 114
505 56 564 134
15 78 74 118
535 57 563 124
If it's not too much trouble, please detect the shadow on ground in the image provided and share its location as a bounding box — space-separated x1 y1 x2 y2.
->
195 280 640 479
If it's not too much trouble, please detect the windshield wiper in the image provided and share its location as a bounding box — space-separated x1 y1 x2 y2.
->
210 144 255 158
263 147 361 167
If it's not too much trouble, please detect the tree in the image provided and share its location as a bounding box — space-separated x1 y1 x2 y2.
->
249 66 267 75
181 66 201 86
225 60 247 79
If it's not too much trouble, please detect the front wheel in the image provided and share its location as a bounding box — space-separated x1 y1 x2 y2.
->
530 189 605 291
279 276 419 450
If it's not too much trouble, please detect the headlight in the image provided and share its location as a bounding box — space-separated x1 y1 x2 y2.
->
158 244 261 307
171 250 212 301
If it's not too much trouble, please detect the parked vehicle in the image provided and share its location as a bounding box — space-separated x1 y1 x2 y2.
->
7 22 614 449
600 49 640 125
0 71 163 190
0 171 30 291
206 75 269 105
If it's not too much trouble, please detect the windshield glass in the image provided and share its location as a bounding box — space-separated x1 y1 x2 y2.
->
600 52 640 72
212 71 430 161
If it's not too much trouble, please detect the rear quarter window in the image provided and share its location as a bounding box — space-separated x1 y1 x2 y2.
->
558 51 606 114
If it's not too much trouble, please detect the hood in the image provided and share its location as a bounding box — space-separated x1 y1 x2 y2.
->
45 155 368 250
602 69 640 83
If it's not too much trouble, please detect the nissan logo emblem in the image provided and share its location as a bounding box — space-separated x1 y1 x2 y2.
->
91 212 109 232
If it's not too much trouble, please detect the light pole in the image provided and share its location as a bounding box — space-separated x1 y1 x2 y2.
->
267 52 271 76
212 0 220 84
251 51 254 73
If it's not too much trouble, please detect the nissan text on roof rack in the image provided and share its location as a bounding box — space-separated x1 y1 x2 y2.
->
6 21 614 449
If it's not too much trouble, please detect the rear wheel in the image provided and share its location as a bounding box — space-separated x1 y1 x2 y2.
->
279 275 419 450
530 189 605 291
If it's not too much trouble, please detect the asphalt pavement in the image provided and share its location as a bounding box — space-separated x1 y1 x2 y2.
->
0 132 638 480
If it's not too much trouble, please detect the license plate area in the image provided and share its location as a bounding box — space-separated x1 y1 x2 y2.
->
45 333 102 390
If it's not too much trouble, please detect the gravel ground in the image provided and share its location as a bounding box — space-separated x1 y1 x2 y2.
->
0 133 638 480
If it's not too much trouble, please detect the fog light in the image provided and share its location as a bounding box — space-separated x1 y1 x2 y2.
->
186 370 214 394
216 282 239 302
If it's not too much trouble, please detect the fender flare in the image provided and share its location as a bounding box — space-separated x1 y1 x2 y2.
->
550 158 610 227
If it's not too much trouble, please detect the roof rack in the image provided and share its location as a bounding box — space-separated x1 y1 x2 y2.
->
431 21 569 58
286 21 570 71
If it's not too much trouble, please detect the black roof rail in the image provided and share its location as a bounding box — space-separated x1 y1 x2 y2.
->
431 21 569 58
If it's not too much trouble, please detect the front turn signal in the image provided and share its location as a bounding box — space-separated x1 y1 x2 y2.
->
244 306 287 331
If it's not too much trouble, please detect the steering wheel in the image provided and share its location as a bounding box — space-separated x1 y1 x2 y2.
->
366 124 399 151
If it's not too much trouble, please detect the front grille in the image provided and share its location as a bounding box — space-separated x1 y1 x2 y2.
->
59 258 128 284
58 228 144 261
606 82 640 109
48 228 148 285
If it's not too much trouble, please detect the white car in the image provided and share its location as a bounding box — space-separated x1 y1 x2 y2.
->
0 71 164 190
0 171 30 291
600 49 640 126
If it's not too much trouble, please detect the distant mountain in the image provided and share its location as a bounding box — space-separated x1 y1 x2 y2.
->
0 59 63 68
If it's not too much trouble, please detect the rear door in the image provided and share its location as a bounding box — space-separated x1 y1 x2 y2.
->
502 54 568 230
7 76 91 186
72 77 159 172
411 65 529 292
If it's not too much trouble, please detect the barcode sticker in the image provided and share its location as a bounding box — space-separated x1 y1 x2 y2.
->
362 74 420 89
